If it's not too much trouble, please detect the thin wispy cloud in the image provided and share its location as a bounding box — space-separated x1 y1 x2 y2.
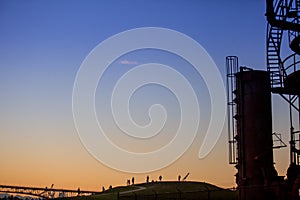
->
119 60 139 65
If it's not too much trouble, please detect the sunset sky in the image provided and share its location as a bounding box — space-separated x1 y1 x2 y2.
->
0 0 295 191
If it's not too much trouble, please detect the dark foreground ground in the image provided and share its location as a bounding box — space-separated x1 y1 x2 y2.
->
56 181 237 200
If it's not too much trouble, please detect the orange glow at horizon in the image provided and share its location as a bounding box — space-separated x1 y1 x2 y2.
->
0 127 237 191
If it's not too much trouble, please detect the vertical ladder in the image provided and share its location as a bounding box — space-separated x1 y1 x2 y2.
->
226 56 238 164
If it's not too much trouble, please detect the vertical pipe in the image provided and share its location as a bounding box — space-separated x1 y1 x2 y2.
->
290 95 296 165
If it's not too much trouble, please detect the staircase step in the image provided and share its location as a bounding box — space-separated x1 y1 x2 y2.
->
270 35 280 38
267 50 279 53
268 58 279 60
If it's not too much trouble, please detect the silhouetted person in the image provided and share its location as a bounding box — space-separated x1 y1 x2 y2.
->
127 179 130 186
159 175 162 181
77 187 80 196
146 176 149 183
102 186 105 192
178 175 181 182
132 177 135 185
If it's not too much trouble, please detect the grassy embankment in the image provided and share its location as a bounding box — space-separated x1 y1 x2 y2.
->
56 181 236 200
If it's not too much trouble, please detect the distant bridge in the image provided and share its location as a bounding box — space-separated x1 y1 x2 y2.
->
0 184 102 198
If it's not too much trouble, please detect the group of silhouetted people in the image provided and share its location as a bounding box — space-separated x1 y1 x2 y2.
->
126 177 135 186
101 185 112 192
126 175 163 185
125 173 189 186
103 172 190 192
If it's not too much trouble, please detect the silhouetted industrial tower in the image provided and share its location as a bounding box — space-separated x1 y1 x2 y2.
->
227 0 300 200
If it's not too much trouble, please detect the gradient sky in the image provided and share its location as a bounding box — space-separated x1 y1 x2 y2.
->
0 0 295 191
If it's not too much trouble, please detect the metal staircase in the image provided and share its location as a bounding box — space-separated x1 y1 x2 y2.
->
266 0 300 166
266 0 289 89
267 25 284 88
267 0 300 90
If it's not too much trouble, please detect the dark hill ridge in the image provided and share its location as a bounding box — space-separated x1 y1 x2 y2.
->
56 181 236 200
123 181 223 191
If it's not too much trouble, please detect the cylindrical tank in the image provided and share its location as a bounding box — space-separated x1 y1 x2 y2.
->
235 70 278 200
